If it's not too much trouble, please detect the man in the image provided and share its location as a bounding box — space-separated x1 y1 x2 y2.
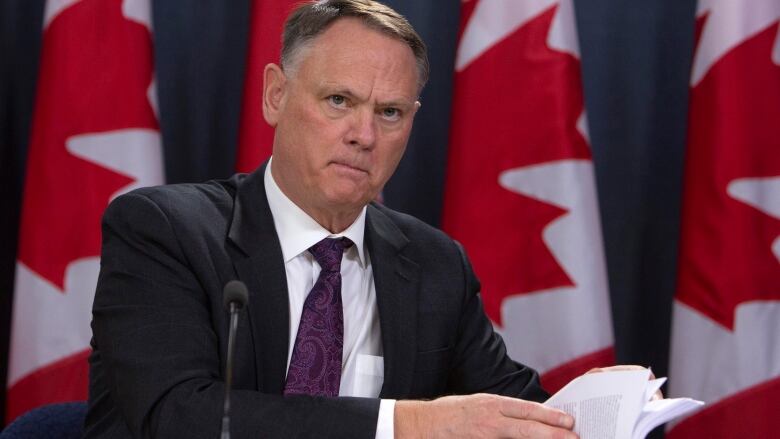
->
85 1 588 437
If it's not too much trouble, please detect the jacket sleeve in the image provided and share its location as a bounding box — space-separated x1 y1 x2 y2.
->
445 241 549 403
89 191 380 439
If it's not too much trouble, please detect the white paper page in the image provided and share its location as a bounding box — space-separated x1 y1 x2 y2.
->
644 377 666 402
545 370 650 439
633 397 704 439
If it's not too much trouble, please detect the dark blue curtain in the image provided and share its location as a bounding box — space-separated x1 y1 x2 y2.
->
578 0 697 383
0 2 698 433
0 0 46 422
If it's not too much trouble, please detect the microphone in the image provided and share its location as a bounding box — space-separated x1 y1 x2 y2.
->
221 280 249 439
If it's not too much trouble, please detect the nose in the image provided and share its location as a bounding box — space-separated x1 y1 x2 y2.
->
346 108 376 149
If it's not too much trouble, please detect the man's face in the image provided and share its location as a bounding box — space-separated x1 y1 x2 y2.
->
264 18 420 222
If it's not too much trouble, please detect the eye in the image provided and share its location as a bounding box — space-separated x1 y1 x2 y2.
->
380 107 401 121
327 95 347 108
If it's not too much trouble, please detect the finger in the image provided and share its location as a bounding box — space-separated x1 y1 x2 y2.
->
652 389 663 401
591 365 645 373
587 365 655 379
500 419 579 439
498 399 574 429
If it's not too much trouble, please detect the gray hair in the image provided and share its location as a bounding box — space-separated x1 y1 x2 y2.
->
281 0 429 92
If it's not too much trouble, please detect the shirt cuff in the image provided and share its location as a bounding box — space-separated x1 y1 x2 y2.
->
374 399 396 439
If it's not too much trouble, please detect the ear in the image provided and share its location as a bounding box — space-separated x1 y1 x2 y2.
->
413 100 422 116
262 63 287 127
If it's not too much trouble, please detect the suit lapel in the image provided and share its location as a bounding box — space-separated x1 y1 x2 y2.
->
226 172 422 397
227 164 290 394
367 205 420 398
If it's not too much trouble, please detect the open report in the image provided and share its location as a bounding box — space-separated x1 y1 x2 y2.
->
544 369 703 439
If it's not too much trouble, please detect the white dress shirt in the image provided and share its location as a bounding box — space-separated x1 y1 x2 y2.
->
264 160 395 438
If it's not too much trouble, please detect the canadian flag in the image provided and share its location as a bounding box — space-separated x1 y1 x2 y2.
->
6 0 164 421
442 0 614 393
668 0 780 437
235 0 299 173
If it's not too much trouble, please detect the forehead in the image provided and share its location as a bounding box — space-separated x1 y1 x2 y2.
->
292 18 419 98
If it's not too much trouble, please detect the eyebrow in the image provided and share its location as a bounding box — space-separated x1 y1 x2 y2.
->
324 85 416 109
378 99 416 109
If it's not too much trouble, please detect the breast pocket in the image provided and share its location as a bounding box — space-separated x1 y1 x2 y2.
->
353 354 384 397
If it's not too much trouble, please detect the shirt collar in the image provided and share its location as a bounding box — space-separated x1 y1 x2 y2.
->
264 157 367 266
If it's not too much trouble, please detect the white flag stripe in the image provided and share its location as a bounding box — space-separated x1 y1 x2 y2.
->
669 0 780 433
727 177 780 220
547 0 580 57
43 0 81 28
121 0 153 28
66 129 164 202
498 160 613 373
8 260 98 386
691 0 780 86
727 177 780 263
670 301 780 405
454 0 613 379
456 0 557 71
8 0 164 411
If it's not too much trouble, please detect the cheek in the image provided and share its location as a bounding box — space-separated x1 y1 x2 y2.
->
374 135 409 180
298 105 348 146
281 104 334 163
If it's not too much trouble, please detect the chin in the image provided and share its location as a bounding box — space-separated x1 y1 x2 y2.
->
323 182 372 203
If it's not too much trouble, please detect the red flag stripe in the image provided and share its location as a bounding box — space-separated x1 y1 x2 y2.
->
443 0 613 388
669 1 780 434
235 0 299 173
6 351 90 422
7 0 164 421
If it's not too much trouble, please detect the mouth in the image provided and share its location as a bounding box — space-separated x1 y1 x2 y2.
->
330 161 369 175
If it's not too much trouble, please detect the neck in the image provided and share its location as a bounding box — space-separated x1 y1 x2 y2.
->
304 207 361 234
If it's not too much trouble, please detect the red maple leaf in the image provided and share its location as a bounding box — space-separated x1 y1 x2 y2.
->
18 0 158 290
443 6 591 325
676 20 780 330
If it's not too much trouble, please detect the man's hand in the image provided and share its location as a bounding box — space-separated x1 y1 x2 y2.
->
394 394 578 439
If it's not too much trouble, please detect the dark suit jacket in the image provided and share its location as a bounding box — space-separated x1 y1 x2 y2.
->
85 165 547 438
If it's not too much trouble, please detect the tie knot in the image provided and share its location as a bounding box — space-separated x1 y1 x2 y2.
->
308 237 352 273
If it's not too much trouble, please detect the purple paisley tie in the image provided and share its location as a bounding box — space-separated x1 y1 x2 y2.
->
284 237 352 397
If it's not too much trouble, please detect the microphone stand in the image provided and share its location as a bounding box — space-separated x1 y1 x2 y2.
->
221 301 240 439
221 280 248 439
